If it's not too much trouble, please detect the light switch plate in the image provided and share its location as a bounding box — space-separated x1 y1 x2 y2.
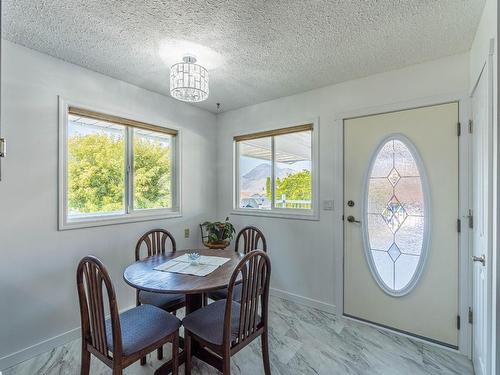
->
323 200 334 210
184 228 190 238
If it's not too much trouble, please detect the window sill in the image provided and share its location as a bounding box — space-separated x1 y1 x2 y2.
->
231 209 319 221
59 210 182 230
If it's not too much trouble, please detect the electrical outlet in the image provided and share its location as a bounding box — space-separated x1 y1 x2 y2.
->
184 228 190 238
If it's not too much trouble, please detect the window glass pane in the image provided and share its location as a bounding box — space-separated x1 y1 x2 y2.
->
238 138 272 209
274 131 312 209
67 114 125 218
133 128 173 209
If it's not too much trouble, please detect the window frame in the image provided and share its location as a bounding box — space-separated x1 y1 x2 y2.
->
232 118 319 221
58 97 182 230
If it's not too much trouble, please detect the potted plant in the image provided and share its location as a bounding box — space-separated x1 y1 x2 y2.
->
200 217 236 249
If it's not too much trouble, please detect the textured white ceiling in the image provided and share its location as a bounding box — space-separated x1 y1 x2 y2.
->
2 0 485 113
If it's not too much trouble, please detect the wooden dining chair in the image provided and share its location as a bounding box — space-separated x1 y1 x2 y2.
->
183 250 272 375
77 256 180 375
207 226 267 302
135 229 185 362
235 226 267 254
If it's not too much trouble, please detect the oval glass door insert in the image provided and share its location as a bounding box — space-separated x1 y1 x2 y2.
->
364 135 429 296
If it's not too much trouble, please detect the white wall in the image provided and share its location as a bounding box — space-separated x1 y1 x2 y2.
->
216 53 470 312
0 40 217 368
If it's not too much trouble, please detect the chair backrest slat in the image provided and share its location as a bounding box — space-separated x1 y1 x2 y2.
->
235 226 267 254
88 264 106 353
226 251 271 348
135 229 176 261
249 256 261 334
77 256 122 360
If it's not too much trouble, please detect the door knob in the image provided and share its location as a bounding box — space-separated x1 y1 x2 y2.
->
472 255 486 266
347 215 361 224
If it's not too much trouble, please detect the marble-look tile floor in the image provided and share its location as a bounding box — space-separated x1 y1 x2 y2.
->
4 297 473 375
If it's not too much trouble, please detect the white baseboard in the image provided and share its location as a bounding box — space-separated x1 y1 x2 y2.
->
0 327 80 371
270 287 337 314
0 304 135 371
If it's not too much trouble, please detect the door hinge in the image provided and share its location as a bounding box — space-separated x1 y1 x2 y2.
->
457 219 461 233
457 315 461 330
468 307 473 324
457 122 461 136
467 209 474 229
468 119 473 133
0 138 5 158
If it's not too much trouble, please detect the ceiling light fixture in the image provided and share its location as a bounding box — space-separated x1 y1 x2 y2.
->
169 55 209 102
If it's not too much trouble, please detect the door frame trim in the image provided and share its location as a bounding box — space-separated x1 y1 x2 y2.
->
333 93 472 357
468 37 495 375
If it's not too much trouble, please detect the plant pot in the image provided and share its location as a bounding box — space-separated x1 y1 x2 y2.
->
204 241 229 249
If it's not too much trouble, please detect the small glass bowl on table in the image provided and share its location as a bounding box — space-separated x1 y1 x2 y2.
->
187 252 201 265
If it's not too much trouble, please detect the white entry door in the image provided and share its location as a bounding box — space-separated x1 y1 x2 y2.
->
343 103 460 347
471 65 492 375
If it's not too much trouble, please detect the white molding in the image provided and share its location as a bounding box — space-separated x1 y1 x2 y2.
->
231 209 319 221
270 287 337 314
457 93 473 359
57 96 183 230
469 39 496 374
0 304 135 371
334 92 472 356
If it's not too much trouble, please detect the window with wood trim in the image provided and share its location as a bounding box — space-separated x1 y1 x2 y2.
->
234 124 315 216
59 105 179 229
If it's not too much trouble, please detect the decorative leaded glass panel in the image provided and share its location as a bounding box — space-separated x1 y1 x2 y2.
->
371 250 394 288
395 177 424 216
371 141 394 178
367 178 393 214
364 136 428 296
368 214 394 251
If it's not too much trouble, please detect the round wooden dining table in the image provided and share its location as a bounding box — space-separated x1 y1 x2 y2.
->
123 248 244 374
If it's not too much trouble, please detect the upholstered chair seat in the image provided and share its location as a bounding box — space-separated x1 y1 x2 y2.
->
138 290 185 311
206 284 242 303
182 300 242 346
105 304 181 356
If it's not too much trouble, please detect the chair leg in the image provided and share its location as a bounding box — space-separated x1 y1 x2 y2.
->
80 346 90 375
185 332 192 375
112 368 123 375
172 332 179 375
203 293 208 306
140 356 146 365
222 354 231 375
157 346 163 360
261 330 271 375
